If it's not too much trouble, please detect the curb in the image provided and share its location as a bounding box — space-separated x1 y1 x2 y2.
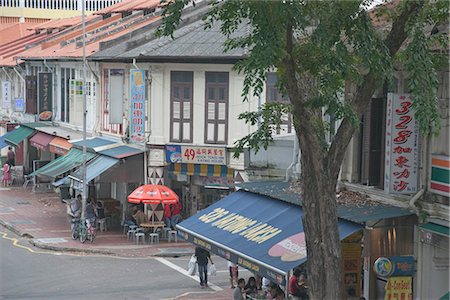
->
0 219 34 239
2 220 193 258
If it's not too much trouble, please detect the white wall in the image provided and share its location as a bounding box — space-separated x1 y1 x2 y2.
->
146 63 256 147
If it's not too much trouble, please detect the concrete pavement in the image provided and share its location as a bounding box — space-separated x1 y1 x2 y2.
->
0 187 241 299
0 187 194 257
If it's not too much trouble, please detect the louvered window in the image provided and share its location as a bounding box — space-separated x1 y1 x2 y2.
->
205 72 228 144
170 71 193 143
266 73 293 134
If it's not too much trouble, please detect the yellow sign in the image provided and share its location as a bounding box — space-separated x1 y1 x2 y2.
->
384 276 412 300
198 208 282 244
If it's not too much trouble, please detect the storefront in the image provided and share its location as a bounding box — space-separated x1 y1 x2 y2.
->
416 221 449 300
176 190 363 285
165 144 235 217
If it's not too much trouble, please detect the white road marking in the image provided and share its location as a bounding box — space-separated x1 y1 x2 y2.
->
154 257 223 292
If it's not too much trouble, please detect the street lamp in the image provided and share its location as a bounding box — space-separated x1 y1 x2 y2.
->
81 0 87 221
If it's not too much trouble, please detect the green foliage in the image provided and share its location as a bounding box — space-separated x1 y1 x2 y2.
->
233 102 291 158
158 0 447 152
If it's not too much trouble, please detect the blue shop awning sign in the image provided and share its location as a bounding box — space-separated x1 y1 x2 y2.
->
176 190 362 285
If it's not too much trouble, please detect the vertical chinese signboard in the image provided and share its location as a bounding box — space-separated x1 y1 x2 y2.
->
384 93 419 194
25 75 37 114
37 72 53 121
2 81 11 109
129 69 146 143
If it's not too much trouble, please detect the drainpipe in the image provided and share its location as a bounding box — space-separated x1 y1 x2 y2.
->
43 59 52 72
285 135 299 182
2 67 13 81
409 128 432 212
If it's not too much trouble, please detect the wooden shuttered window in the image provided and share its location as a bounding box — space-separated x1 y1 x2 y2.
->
266 73 293 134
170 71 193 143
359 98 386 188
205 72 229 144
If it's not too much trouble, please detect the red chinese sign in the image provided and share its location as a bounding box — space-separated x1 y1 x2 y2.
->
384 94 419 194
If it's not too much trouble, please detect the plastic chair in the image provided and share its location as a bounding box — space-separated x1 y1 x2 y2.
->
168 230 178 243
148 233 159 244
135 232 145 244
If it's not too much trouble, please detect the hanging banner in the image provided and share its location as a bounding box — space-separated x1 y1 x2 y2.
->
2 81 11 109
384 276 412 300
384 93 419 194
129 69 146 143
37 72 53 121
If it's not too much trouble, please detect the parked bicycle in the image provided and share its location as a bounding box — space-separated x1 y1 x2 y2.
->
72 218 96 243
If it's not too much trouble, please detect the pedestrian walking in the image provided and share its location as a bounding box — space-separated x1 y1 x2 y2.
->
6 146 15 167
2 162 11 186
195 246 213 288
228 261 238 288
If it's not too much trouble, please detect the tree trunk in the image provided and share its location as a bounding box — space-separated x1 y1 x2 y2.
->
299 131 343 300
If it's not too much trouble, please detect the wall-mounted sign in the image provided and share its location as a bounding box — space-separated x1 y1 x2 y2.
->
384 276 412 300
166 145 227 165
374 256 415 277
2 81 11 109
384 93 419 194
430 154 450 197
14 98 25 112
129 69 146 143
37 72 53 121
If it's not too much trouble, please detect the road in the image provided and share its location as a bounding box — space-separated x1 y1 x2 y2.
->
0 229 251 300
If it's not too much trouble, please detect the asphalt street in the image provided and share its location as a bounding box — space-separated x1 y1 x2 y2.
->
0 229 251 300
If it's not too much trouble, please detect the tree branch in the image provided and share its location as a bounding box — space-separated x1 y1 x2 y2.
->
326 0 425 178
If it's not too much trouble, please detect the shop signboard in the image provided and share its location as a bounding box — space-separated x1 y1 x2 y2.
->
384 276 412 300
374 256 415 277
384 93 419 194
2 81 11 109
179 230 287 285
342 232 362 297
14 98 25 112
129 69 146 143
429 154 450 196
37 72 53 121
166 144 227 165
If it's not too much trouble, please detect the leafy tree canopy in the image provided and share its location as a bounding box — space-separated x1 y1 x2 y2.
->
158 0 448 156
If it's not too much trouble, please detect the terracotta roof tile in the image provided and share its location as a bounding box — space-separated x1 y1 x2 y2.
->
0 22 38 45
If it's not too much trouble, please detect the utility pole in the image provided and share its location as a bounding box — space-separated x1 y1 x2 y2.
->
81 0 87 221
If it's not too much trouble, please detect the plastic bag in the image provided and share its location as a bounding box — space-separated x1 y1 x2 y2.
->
208 263 217 276
187 254 197 276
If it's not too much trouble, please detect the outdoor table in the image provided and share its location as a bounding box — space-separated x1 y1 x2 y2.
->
140 222 165 233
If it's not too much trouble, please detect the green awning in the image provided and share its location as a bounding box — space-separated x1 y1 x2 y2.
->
31 148 97 178
439 292 449 300
4 126 35 146
420 222 450 236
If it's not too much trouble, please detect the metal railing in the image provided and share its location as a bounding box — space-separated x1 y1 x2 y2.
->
1 0 123 11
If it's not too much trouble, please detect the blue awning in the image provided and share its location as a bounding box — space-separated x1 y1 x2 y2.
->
71 137 118 150
0 131 14 149
176 190 362 285
69 155 119 183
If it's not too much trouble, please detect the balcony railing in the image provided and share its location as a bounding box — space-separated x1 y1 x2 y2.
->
0 0 123 11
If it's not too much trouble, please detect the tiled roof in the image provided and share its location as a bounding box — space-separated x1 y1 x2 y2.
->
0 22 38 45
237 181 414 224
17 12 160 61
93 3 246 62
95 0 160 15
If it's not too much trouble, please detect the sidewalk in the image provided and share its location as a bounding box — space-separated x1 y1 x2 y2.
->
0 187 238 299
0 187 194 257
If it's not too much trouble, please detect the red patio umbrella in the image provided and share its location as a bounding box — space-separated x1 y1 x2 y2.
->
127 184 179 205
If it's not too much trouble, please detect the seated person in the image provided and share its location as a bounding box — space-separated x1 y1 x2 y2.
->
290 269 308 298
132 206 147 227
244 276 258 295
